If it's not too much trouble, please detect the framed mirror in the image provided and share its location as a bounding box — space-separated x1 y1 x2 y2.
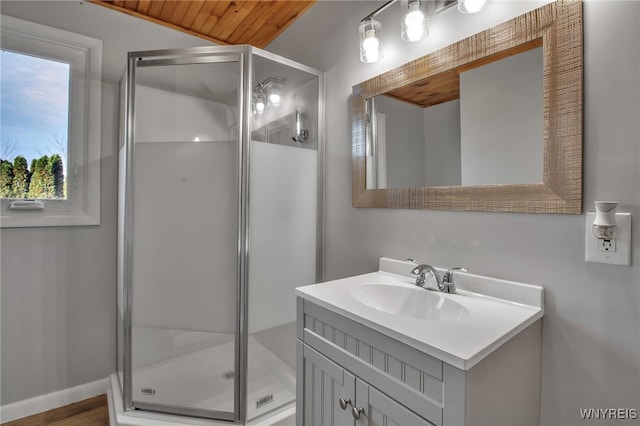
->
352 0 583 213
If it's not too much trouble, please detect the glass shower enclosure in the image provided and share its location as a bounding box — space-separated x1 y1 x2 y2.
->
116 45 323 423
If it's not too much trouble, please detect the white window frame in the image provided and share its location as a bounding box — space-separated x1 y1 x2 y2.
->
1 15 101 227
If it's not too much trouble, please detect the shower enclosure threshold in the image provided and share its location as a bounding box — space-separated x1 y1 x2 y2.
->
108 374 295 426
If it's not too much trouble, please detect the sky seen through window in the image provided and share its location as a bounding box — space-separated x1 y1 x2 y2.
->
1 50 70 164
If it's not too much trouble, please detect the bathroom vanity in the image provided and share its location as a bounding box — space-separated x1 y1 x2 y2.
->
295 258 544 425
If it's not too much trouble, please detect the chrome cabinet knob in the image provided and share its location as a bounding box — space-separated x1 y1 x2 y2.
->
352 406 365 419
339 397 351 410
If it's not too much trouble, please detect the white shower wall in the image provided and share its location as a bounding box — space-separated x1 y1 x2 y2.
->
132 141 237 333
248 140 317 334
123 82 318 344
134 85 237 143
129 86 238 335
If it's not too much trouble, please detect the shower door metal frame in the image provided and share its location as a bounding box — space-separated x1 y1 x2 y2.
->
240 46 326 424
249 47 326 284
122 45 251 423
121 44 325 424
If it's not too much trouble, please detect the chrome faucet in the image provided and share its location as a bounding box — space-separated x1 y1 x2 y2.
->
407 259 441 288
406 259 468 294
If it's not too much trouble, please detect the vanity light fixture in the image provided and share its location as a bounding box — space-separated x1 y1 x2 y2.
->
359 17 383 63
458 0 488 14
401 0 429 42
359 0 488 63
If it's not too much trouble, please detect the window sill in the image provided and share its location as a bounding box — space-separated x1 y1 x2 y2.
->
1 211 100 228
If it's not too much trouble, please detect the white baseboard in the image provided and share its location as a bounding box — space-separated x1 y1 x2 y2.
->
0 377 109 423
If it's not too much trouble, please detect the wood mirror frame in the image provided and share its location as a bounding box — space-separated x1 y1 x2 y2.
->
352 0 583 213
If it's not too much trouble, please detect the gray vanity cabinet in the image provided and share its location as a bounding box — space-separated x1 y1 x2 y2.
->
297 298 442 426
299 342 433 426
296 297 542 426
355 378 433 426
300 342 354 425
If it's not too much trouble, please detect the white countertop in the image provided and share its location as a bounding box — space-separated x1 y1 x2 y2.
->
295 258 544 370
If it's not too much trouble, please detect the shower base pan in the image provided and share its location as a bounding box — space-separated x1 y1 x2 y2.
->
109 335 295 425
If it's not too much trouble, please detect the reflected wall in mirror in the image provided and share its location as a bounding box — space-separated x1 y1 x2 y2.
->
368 44 543 189
353 0 583 213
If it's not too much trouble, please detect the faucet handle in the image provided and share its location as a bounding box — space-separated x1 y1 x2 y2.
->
406 258 422 274
406 259 426 286
407 259 426 275
443 267 468 283
441 267 467 294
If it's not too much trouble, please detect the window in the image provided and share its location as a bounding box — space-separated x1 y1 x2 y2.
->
1 52 70 199
0 15 102 227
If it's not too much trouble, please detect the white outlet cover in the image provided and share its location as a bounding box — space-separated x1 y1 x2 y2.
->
585 212 631 265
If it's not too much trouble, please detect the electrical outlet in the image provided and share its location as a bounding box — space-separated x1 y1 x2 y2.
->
586 212 631 265
598 238 616 252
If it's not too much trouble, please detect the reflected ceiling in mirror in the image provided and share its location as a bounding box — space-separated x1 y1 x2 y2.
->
352 0 583 213
367 43 544 190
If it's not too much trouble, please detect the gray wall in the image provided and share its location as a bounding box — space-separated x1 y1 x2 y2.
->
2 2 639 424
460 46 543 185
0 81 118 405
268 1 640 424
424 99 461 187
0 1 209 405
376 95 426 188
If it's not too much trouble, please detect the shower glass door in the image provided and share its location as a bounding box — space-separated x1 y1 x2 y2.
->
246 51 323 423
125 49 244 421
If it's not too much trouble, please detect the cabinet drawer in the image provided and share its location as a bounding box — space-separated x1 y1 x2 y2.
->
298 298 443 425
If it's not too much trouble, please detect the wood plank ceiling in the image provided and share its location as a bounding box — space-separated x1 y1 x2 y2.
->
91 1 317 48
385 38 544 109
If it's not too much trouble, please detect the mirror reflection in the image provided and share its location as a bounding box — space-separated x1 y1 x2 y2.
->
366 44 543 190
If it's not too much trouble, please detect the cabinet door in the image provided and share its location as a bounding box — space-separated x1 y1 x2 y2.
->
299 342 355 426
354 378 434 426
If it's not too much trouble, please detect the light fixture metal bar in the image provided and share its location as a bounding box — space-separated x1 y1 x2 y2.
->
434 0 458 13
362 0 458 22
362 0 397 22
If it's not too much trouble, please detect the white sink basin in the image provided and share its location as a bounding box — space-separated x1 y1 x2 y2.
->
296 258 544 370
349 283 469 321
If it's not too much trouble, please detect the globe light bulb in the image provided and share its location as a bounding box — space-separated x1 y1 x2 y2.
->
401 1 428 42
256 101 265 114
405 3 424 41
363 30 380 63
359 18 382 63
458 0 487 14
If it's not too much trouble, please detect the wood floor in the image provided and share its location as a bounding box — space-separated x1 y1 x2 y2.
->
2 395 109 426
